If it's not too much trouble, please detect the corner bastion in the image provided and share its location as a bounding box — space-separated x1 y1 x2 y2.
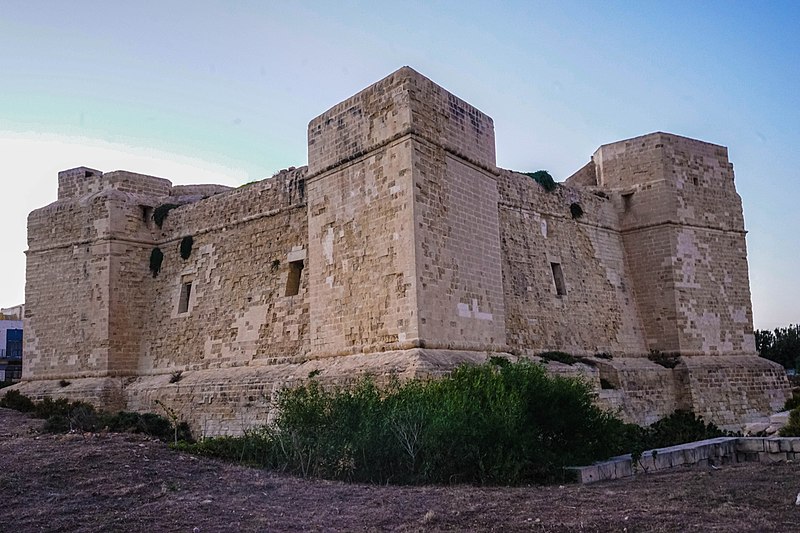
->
15 67 789 435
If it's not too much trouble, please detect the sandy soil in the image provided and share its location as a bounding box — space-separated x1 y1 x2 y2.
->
1 408 799 532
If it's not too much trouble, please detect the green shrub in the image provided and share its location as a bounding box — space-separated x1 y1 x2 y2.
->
779 406 800 437
0 389 35 412
43 414 70 433
0 391 191 441
642 410 726 449
184 361 631 485
179 369 734 485
619 410 728 467
784 391 800 411
523 170 558 192
33 396 74 419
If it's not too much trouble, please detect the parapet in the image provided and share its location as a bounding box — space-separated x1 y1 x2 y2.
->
57 167 104 199
170 184 232 197
57 167 173 200
592 132 730 189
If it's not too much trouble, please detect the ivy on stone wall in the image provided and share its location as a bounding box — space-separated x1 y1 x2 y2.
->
150 248 164 277
180 236 194 260
153 204 180 228
648 350 680 369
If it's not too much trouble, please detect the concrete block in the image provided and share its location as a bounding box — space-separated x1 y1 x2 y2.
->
766 439 783 454
759 451 787 464
654 451 673 470
565 465 600 484
614 459 633 479
635 452 657 472
736 438 765 453
737 451 759 463
670 450 687 467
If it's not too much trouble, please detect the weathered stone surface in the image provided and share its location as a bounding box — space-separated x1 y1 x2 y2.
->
14 67 790 434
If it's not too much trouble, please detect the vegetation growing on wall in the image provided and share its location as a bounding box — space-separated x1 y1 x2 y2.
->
153 203 180 228
149 248 164 277
537 351 598 367
648 350 680 369
523 170 558 192
538 351 578 365
179 236 194 260
755 325 800 370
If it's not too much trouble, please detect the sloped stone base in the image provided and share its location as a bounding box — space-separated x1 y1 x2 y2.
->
4 352 790 436
678 355 790 429
9 377 128 412
126 348 499 437
594 355 789 429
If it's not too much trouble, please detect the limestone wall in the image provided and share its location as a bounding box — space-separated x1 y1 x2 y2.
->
137 168 310 372
594 133 756 356
413 149 506 352
25 194 113 379
497 170 647 356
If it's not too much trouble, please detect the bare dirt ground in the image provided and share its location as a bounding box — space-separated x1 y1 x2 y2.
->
1 408 799 532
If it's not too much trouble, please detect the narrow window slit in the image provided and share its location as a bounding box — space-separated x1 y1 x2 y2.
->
285 260 304 296
178 281 193 313
551 262 566 296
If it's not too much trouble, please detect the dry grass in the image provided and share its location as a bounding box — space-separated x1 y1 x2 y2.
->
1 408 799 532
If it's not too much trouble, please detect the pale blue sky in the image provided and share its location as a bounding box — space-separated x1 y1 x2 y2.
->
1 1 797 329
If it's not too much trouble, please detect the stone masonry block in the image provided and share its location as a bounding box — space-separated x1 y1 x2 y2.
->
736 438 765 453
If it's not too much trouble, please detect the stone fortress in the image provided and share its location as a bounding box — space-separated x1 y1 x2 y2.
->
17 67 789 435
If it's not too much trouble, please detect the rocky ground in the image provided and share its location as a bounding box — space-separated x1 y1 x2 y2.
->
1 408 799 532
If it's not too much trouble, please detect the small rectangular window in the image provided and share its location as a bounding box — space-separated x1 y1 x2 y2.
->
622 191 634 211
285 260 304 296
551 262 566 296
178 281 193 313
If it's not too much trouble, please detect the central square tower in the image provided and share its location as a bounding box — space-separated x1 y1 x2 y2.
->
305 67 507 358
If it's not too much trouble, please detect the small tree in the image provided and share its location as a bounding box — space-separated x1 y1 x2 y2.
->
756 324 800 370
